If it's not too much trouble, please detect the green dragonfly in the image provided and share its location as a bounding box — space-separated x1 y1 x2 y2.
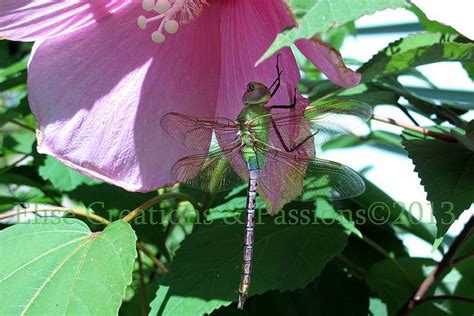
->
160 58 372 309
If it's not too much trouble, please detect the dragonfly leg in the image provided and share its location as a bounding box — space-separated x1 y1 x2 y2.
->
269 54 283 97
267 87 297 109
271 118 318 153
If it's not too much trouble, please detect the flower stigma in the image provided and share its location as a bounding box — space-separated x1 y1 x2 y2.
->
137 0 208 43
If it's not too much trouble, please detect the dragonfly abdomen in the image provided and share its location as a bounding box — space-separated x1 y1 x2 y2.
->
238 167 259 309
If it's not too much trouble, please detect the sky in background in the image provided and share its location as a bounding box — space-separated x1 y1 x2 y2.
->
320 8 474 260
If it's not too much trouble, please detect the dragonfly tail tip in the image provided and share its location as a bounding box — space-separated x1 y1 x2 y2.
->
237 293 247 309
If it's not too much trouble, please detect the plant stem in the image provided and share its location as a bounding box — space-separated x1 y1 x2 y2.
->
0 206 110 225
372 114 457 142
452 252 474 265
361 235 416 289
123 192 199 223
0 154 31 175
0 114 35 132
422 295 474 304
137 241 169 274
397 215 474 315
136 247 148 316
336 254 367 278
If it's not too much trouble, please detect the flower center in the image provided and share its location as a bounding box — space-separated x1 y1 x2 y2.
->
137 0 208 43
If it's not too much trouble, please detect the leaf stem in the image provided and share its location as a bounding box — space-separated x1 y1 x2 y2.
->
0 154 31 175
361 235 416 289
397 215 474 315
422 295 474 304
372 114 457 142
123 192 199 223
336 254 367 278
137 241 169 274
0 206 111 225
452 252 474 265
0 114 35 132
136 247 148 316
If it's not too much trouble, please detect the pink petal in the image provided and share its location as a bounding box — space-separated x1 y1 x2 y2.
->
29 2 222 191
296 38 361 88
0 0 128 41
217 0 310 213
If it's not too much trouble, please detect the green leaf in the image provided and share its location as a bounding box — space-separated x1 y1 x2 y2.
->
2 131 35 154
259 0 408 63
351 178 436 245
314 199 362 238
462 62 474 81
366 258 437 315
322 130 404 154
452 120 474 151
410 6 458 35
360 33 474 82
402 136 474 238
0 219 137 315
37 156 98 192
150 214 347 315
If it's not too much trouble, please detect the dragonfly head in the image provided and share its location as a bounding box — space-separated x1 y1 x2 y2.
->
242 82 271 106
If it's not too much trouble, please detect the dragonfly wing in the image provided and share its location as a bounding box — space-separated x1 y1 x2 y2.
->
160 112 239 150
249 100 372 149
302 159 366 201
255 143 364 208
171 144 248 192
303 99 373 146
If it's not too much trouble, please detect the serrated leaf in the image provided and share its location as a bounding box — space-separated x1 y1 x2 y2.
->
360 33 474 82
411 0 474 40
0 219 137 315
402 136 474 238
38 156 98 192
150 215 347 315
259 0 408 62
410 6 458 35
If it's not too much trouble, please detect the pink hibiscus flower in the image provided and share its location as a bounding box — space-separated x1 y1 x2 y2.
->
0 0 360 194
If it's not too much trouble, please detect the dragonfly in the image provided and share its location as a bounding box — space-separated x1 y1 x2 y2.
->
160 57 372 309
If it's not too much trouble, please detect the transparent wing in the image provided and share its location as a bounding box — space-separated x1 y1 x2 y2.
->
255 142 365 201
160 112 240 150
249 99 372 148
171 143 248 192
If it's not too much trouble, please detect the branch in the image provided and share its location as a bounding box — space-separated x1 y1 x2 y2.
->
422 295 474 304
136 247 148 316
372 114 457 143
0 206 110 225
0 114 36 132
362 235 416 289
137 241 169 274
123 192 200 223
336 254 367 278
397 215 474 315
